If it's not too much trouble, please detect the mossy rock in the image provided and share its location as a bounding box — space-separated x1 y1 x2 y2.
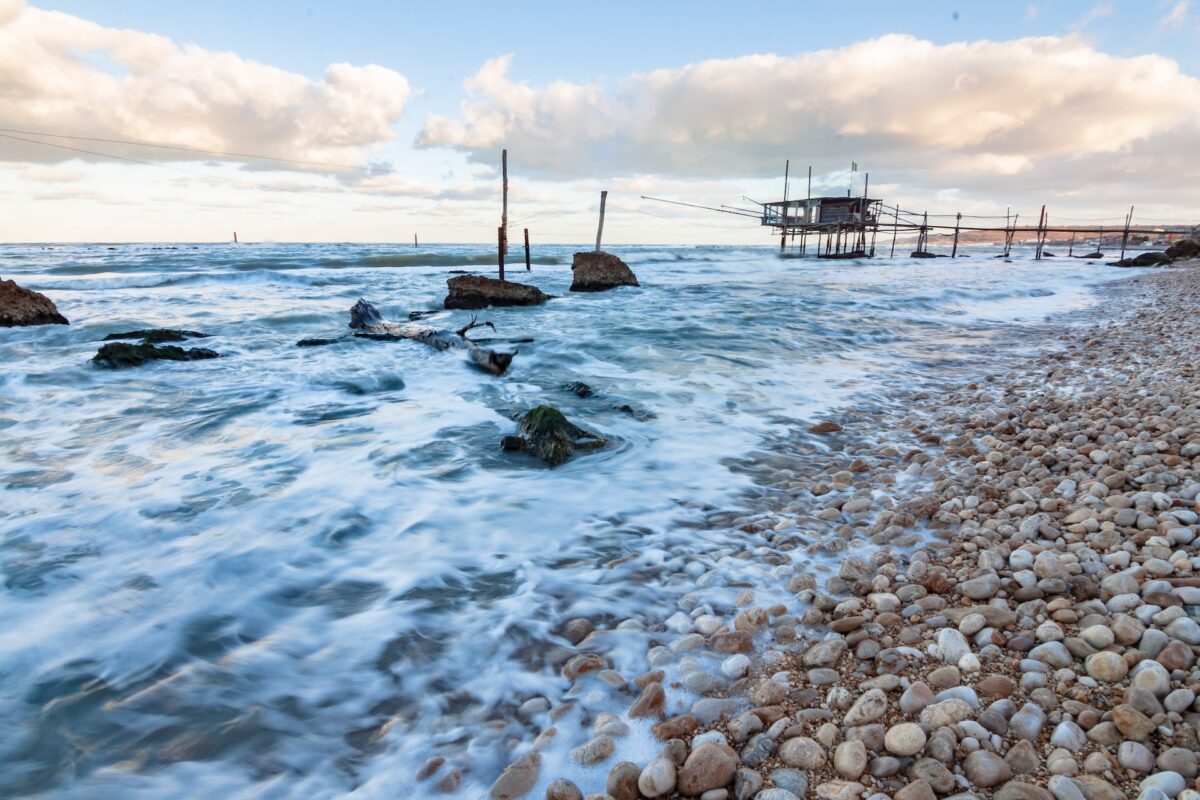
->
93 342 220 368
512 405 604 466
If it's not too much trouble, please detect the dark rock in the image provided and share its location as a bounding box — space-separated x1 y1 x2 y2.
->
910 251 937 259
513 406 604 466
103 328 209 343
444 275 550 309
1109 252 1170 267
500 435 527 451
1041 250 1056 257
570 251 639 292
93 342 220 368
565 381 594 398
297 338 338 347
0 278 68 326
1166 238 1200 260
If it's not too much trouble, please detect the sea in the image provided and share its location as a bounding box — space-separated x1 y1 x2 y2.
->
0 243 1136 797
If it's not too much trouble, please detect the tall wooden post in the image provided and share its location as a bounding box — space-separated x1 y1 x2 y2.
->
1068 233 1075 257
501 149 508 256
781 160 790 252
233 232 238 244
1035 205 1047 260
497 226 505 281
1003 207 1011 257
414 233 418 248
1120 205 1134 261
890 206 900 258
524 228 531 271
951 212 961 258
594 190 607 252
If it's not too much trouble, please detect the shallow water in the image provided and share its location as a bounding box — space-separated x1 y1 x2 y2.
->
0 243 1131 797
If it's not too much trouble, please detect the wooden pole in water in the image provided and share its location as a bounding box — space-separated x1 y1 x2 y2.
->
501 149 508 257
1035 205 1046 260
951 212 961 258
594 190 608 252
1003 207 1010 257
498 226 505 281
524 228 531 271
414 233 418 248
1068 233 1075 256
781 160 790 252
890 206 900 258
1120 205 1134 261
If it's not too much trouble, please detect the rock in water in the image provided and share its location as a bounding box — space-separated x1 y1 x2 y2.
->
443 275 550 309
93 342 220 368
570 251 639 292
508 405 604 466
1109 252 1170 267
0 278 68 326
1165 238 1200 260
103 328 210 343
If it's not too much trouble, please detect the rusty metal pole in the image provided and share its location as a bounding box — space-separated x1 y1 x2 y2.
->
524 228 531 271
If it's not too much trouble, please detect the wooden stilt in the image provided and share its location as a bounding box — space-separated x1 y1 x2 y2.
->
524 228 531 271
890 206 899 258
498 226 505 281
780 160 790 252
595 190 607 252
951 212 961 258
1068 233 1075 256
414 233 418 248
501 149 508 256
1120 205 1134 261
1035 205 1047 260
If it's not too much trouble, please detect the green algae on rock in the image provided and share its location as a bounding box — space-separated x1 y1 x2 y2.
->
506 405 604 466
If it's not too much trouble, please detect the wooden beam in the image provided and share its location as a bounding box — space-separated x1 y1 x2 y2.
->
498 226 505 281
524 228 531 271
595 190 608 252
501 149 508 256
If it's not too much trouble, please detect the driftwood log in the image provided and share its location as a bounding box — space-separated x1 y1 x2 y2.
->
349 299 515 376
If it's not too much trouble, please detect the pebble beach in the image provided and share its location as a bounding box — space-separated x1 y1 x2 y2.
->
489 262 1200 800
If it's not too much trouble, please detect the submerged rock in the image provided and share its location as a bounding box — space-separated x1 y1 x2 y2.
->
443 275 550 309
565 381 594 397
93 342 220 368
570 251 639 292
0 278 68 326
504 405 604 466
296 338 338 347
910 251 937 259
103 328 210 343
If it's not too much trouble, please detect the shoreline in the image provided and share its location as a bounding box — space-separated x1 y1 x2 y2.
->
493 264 1200 800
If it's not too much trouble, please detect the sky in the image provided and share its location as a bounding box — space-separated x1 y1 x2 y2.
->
1 0 1198 243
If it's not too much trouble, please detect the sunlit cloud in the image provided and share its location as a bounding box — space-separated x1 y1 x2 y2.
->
1160 0 1190 29
0 0 411 170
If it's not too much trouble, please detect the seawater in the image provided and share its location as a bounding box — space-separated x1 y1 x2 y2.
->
0 244 1132 798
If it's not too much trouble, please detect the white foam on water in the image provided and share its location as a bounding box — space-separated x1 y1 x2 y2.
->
0 243 1141 797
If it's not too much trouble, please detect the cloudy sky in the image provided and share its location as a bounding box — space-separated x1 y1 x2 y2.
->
1 0 1198 243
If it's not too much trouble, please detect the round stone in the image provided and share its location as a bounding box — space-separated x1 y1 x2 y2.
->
779 736 826 770
638 757 677 798
884 723 927 757
964 750 1011 788
1084 651 1128 683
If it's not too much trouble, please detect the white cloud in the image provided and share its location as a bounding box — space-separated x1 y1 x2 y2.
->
1160 0 1189 29
416 35 1200 213
0 0 411 169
